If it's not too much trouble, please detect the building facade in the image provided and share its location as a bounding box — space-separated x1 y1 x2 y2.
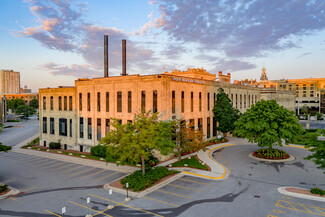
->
0 70 20 95
0 95 7 124
39 69 260 152
5 93 39 105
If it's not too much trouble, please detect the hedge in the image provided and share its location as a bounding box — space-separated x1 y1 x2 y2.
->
120 166 179 192
0 143 12 152
49 142 61 149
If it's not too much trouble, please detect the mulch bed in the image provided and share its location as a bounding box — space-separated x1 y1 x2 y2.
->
109 172 179 193
285 187 325 198
0 188 10 196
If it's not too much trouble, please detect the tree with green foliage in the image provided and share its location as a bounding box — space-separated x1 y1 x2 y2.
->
300 130 325 173
301 104 308 114
29 98 39 109
101 112 175 174
7 98 25 112
174 120 204 161
213 88 240 135
234 99 303 149
16 105 35 117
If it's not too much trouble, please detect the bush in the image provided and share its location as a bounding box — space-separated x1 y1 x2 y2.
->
49 142 61 149
0 184 9 193
0 143 12 152
310 187 325 196
120 166 179 192
90 145 107 158
253 148 289 160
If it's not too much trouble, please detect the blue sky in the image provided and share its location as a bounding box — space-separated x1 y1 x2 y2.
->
1 0 325 92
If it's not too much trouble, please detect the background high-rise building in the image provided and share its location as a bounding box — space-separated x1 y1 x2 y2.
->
0 70 20 95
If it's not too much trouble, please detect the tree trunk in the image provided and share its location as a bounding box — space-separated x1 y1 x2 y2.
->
141 155 145 175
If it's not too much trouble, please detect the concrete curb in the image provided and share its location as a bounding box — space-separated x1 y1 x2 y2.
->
15 148 137 173
248 152 295 162
0 184 20 200
278 187 325 203
104 172 184 198
12 133 39 150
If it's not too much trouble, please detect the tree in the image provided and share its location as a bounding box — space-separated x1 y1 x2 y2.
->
301 130 325 173
101 112 175 174
301 104 308 114
7 98 25 112
234 99 303 149
29 98 39 109
16 105 35 117
174 120 204 161
213 88 240 135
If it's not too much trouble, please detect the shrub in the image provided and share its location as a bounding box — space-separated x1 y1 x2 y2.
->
0 143 12 152
22 137 40 148
0 184 9 193
49 142 61 149
253 148 289 160
310 187 325 196
120 166 179 192
90 145 107 158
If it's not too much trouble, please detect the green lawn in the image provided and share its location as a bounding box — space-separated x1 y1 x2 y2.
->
172 157 209 170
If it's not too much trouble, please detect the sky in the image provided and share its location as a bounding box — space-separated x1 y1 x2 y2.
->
1 0 325 92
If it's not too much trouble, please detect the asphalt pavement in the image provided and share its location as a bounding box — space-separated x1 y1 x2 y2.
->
0 116 39 147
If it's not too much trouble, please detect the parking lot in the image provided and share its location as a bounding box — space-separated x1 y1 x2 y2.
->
1 145 325 217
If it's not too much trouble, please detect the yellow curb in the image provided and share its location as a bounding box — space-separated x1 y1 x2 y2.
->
184 143 235 180
285 145 310 150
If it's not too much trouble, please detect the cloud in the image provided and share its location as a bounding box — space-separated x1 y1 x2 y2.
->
297 52 312 59
156 0 325 58
18 0 157 77
40 62 99 77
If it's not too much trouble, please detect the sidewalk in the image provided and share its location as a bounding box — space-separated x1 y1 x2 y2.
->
159 142 236 180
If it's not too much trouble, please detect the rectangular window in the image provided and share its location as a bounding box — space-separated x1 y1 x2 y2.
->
87 93 90 111
244 95 246 108
189 119 194 130
181 91 184 113
231 94 233 105
191 92 194 112
50 96 53 110
64 96 67 110
43 97 46 110
214 93 216 104
106 92 109 112
80 117 84 138
213 117 216 137
79 93 82 111
172 91 175 113
97 92 101 112
59 118 67 136
58 96 62 110
248 95 250 107
117 91 122 112
240 95 242 109
207 117 210 138
198 118 203 131
88 118 92 140
69 119 72 137
236 94 238 108
128 91 132 113
153 90 157 113
127 120 132 124
207 92 210 111
50 118 54 134
69 96 72 111
97 118 101 140
43 117 47 133
199 92 202 112
105 119 110 135
141 91 146 113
